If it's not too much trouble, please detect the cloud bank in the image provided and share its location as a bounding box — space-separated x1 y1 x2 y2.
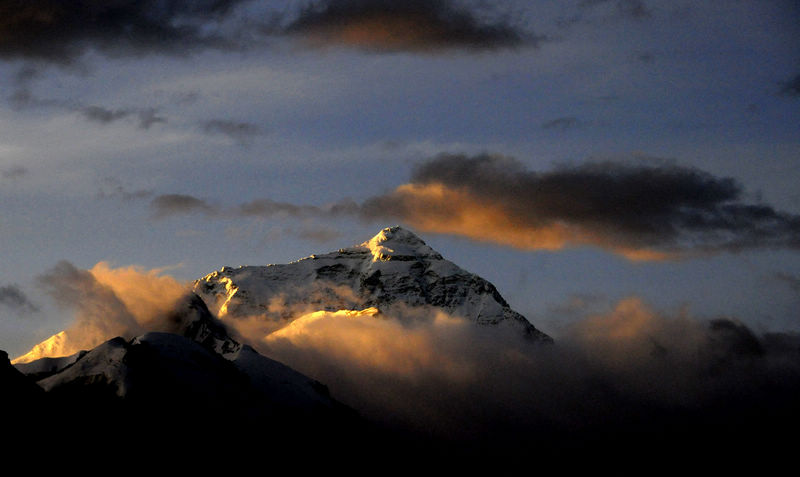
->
362 154 800 260
144 153 800 260
250 296 800 448
0 0 535 62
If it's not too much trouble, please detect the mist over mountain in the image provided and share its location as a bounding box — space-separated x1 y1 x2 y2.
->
5 227 800 470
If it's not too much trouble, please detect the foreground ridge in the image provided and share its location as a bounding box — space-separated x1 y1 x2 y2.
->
13 293 350 418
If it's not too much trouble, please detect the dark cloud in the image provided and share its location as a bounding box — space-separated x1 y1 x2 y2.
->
150 194 218 219
779 73 800 97
0 0 250 63
7 86 60 110
0 284 39 314
80 105 131 124
7 64 46 108
7 78 168 130
137 108 167 129
239 198 322 218
361 153 800 260
283 0 532 52
96 177 153 201
80 106 167 129
238 197 359 219
0 0 533 62
1 165 28 180
12 64 44 87
201 119 262 144
541 116 581 130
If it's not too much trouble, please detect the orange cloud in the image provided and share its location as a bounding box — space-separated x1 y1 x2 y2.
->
263 306 475 381
373 182 673 261
284 1 526 52
16 261 189 362
296 14 470 51
360 153 800 260
88 261 188 329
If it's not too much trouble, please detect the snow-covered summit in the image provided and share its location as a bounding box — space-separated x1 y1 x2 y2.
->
360 225 443 261
194 226 551 341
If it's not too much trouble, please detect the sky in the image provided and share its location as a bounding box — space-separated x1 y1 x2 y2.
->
1 0 799 360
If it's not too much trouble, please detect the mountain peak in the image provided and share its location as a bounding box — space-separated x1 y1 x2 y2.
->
360 226 443 261
193 226 551 341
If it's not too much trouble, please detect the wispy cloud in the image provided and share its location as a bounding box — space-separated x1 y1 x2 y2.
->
148 190 361 222
150 194 218 219
201 119 263 145
1 165 29 180
80 106 167 129
80 106 131 124
238 197 359 219
95 177 153 201
7 68 168 130
541 116 582 130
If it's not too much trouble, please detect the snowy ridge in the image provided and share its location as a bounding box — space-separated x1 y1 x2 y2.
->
21 291 341 415
13 351 86 378
11 331 70 365
37 336 131 396
194 226 550 340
